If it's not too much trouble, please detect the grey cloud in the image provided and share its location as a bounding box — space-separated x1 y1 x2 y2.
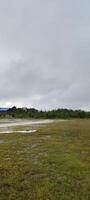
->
0 0 90 109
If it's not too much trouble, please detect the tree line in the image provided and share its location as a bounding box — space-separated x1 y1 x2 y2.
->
0 106 90 119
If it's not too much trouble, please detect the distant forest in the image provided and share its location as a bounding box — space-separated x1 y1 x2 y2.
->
0 106 90 119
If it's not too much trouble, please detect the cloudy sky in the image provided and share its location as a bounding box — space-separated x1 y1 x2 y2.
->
0 0 90 110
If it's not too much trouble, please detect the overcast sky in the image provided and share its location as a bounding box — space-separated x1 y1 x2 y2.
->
0 0 90 110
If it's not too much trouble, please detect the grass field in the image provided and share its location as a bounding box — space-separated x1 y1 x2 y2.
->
0 119 90 200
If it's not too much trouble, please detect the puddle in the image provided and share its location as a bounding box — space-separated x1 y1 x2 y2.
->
0 130 37 134
0 119 53 128
0 119 54 134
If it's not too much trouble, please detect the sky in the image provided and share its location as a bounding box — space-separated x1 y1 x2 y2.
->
0 0 90 110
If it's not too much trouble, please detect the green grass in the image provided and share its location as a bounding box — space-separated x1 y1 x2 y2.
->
0 119 90 200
